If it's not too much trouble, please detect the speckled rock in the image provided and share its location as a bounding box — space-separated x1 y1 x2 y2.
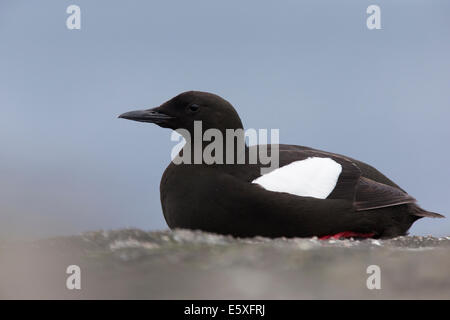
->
1 229 449 299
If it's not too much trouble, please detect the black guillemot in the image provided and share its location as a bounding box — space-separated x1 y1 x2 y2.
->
119 91 444 239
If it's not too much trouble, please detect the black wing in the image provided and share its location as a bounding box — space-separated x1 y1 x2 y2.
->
354 177 416 211
277 145 416 211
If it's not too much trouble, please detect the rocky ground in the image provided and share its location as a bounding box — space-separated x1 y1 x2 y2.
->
1 229 449 299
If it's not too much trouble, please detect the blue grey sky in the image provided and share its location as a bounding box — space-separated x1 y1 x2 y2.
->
1 0 449 239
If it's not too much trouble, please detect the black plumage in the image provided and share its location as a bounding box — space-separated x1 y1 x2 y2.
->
119 91 444 238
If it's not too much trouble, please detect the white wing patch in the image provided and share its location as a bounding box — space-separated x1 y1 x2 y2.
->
252 157 342 199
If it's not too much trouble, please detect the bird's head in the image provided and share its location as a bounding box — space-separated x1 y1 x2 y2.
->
119 91 243 137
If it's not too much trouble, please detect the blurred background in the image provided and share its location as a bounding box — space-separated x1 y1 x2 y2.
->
1 0 449 240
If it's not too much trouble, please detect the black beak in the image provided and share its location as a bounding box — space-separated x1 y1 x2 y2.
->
118 108 174 124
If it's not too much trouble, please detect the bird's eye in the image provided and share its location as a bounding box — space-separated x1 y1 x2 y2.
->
188 104 200 112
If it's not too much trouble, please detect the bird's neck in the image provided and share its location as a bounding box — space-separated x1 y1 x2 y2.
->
178 136 248 165
173 125 250 165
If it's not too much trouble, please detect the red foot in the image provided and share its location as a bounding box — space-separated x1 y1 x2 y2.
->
319 231 375 240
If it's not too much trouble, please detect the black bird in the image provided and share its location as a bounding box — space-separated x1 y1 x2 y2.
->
119 91 443 239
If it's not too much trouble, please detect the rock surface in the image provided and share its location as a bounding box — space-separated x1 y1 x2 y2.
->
1 229 449 299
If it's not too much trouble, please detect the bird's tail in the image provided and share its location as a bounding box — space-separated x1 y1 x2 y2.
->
412 206 445 218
